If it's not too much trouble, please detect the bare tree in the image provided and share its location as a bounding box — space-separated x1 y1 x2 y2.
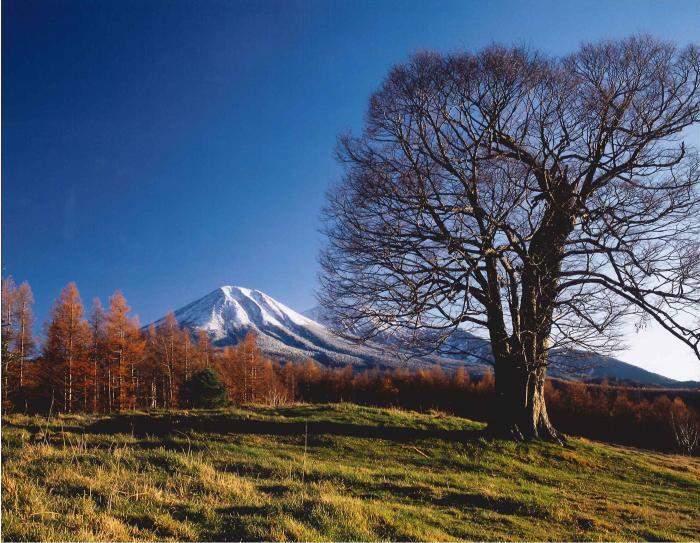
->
320 36 700 441
1 278 35 410
670 408 699 455
14 282 35 390
2 277 18 409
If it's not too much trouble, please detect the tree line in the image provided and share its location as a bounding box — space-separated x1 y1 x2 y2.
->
2 277 698 454
290 364 699 454
1 279 288 413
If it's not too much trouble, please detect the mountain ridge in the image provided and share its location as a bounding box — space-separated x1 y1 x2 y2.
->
149 285 698 388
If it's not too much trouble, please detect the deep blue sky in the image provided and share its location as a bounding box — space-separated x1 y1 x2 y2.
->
3 0 700 379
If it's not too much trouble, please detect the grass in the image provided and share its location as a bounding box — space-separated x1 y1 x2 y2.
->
2 403 699 541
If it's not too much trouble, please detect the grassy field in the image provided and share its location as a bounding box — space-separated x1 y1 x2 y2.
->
2 404 699 542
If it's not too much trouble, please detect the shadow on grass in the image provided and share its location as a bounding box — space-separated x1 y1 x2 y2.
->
210 505 272 542
436 491 550 518
120 513 177 539
85 413 482 444
359 481 550 519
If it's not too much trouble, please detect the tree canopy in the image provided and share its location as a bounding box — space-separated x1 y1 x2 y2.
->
320 36 700 439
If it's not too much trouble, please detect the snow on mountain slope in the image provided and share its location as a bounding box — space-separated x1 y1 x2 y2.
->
165 286 316 340
151 286 467 369
151 288 693 386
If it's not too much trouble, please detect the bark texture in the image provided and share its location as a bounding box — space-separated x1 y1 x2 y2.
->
490 355 561 442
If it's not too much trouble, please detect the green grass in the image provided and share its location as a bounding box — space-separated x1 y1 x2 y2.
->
2 403 699 541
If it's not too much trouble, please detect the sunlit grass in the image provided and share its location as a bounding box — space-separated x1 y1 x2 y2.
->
2 404 699 541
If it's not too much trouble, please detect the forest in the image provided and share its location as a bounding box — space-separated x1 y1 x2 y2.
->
2 278 699 455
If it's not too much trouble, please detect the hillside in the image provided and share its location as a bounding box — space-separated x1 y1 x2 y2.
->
149 286 695 387
3 405 699 541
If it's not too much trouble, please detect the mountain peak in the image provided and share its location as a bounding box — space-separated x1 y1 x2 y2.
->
149 285 411 367
150 286 692 387
218 285 255 296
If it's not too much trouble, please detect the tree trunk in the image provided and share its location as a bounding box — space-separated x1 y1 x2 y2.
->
488 353 562 442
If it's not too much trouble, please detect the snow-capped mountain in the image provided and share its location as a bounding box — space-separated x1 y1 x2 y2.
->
150 286 475 369
151 286 695 387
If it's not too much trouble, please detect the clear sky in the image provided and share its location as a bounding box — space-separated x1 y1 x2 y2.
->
3 0 700 380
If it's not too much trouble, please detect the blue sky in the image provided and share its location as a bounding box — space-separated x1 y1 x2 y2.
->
3 0 700 379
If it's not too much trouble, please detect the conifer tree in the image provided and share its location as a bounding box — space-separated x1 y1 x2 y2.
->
89 298 108 412
13 282 35 391
158 312 180 407
180 328 193 381
196 328 212 369
180 368 228 408
143 324 162 408
43 283 92 413
240 332 258 402
105 292 144 411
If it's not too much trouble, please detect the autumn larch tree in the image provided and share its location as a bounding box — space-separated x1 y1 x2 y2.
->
239 331 260 403
213 332 269 404
14 281 35 395
43 283 92 413
196 328 212 369
88 298 108 412
2 278 36 411
143 324 163 408
320 36 700 441
180 328 193 382
2 277 18 409
105 292 145 411
214 345 238 400
9 281 36 410
158 312 181 408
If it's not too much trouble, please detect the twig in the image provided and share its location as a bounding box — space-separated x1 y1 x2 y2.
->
401 445 430 458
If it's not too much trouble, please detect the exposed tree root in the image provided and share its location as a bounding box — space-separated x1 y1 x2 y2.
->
485 420 566 445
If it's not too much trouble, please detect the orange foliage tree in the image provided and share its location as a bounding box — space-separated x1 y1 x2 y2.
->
42 283 92 413
104 292 145 411
4 277 697 454
1 278 36 410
